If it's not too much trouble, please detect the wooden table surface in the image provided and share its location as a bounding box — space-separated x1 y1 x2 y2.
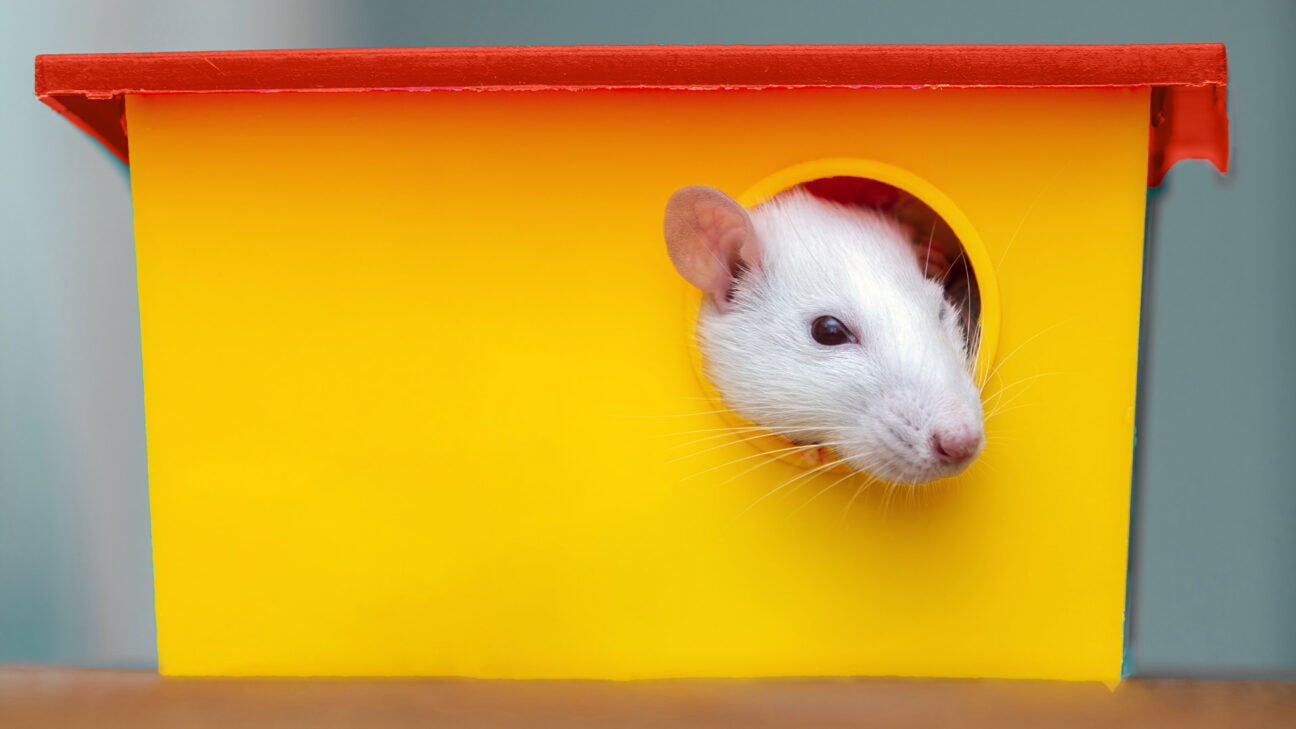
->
0 667 1291 728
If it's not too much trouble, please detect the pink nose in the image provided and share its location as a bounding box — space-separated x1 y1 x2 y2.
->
931 429 982 464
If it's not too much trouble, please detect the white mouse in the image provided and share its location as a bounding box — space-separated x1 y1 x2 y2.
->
663 185 985 485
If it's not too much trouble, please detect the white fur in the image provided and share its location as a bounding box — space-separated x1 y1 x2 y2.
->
697 188 984 484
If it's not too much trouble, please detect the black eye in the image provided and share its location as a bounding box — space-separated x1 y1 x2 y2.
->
811 316 856 346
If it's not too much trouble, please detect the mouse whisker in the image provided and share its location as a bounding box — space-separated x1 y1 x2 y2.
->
941 246 966 285
983 403 1042 424
922 220 936 279
734 454 851 519
981 371 1065 410
790 468 863 517
976 318 1074 392
739 440 859 497
880 481 899 515
994 166 1068 275
675 439 837 479
662 425 830 453
964 263 975 350
667 434 793 467
839 474 881 525
982 372 1066 420
617 408 761 419
984 389 1039 420
621 402 842 420
715 442 845 491
981 422 1013 440
658 423 828 440
967 318 987 376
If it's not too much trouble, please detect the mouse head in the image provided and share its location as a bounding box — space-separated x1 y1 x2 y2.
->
665 185 985 485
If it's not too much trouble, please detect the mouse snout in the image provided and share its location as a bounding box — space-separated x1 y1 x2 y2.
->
930 427 983 465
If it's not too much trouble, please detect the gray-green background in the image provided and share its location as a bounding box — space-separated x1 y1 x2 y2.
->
1 1 1292 676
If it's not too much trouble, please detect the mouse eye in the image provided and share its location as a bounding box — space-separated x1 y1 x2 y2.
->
811 316 857 346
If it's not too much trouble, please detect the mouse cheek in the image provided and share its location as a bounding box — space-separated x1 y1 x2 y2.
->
830 424 888 476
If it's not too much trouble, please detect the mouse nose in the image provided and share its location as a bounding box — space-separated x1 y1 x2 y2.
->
930 428 982 464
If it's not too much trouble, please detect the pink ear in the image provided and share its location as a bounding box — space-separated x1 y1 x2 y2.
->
663 186 761 309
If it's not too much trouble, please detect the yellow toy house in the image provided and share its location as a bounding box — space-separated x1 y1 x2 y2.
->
35 45 1229 683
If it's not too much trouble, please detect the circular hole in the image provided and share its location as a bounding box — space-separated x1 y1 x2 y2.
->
682 159 1001 470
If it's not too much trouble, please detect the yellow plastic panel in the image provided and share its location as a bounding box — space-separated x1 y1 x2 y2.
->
126 86 1150 682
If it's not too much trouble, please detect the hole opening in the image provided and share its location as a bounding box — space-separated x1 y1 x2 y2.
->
683 159 1001 471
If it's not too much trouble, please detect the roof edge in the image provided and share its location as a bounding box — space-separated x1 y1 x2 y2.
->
34 44 1229 181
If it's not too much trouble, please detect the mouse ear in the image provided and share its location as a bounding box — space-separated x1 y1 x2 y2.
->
663 186 762 310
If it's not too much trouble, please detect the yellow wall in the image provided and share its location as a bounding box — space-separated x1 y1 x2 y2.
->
126 86 1149 681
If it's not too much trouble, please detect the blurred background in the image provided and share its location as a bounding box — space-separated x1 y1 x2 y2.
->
1 1 1292 676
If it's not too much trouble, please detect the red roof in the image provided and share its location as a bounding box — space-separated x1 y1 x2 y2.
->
34 44 1228 185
